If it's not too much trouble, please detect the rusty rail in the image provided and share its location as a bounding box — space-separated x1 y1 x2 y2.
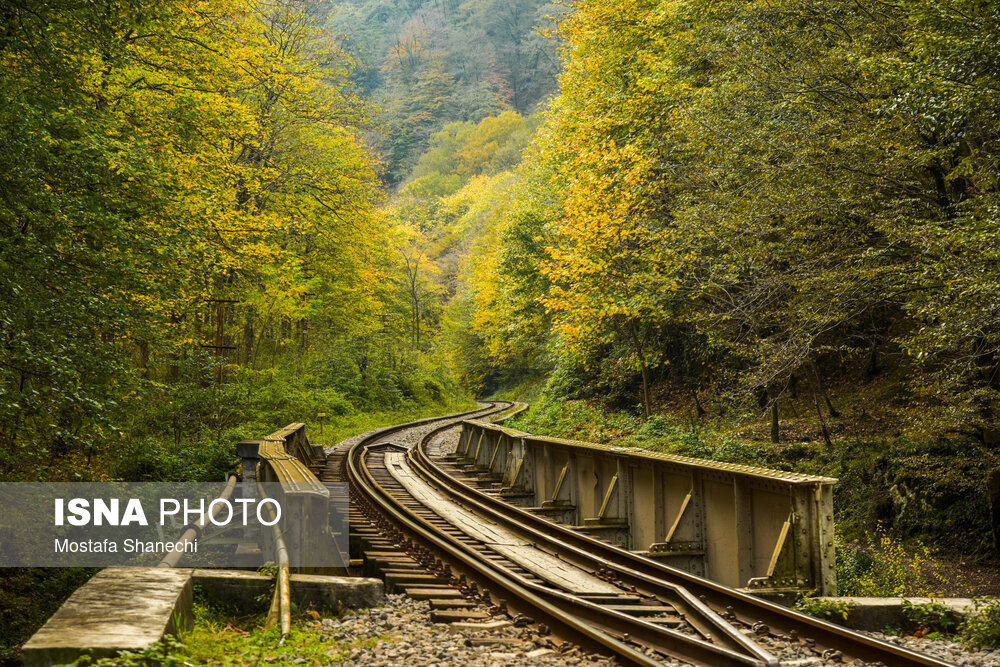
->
415 425 953 667
454 419 837 595
261 485 291 636
347 405 954 667
157 474 238 568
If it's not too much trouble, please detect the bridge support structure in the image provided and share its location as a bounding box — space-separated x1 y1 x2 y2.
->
454 420 837 596
246 423 345 571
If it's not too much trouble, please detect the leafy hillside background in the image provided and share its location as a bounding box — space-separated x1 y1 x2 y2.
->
346 0 1000 566
329 0 563 183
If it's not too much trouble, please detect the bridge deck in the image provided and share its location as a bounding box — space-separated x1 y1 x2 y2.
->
384 450 619 595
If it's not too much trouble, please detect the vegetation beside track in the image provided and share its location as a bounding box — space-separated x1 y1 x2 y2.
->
505 391 1000 596
54 588 375 666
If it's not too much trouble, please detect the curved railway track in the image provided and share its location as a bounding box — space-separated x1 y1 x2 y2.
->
331 402 955 667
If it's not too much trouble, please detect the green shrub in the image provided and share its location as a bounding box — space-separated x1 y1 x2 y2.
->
961 598 1000 649
902 600 958 635
1 568 98 662
794 593 855 621
835 527 950 597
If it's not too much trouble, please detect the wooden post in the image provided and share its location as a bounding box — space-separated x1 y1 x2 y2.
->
201 299 238 384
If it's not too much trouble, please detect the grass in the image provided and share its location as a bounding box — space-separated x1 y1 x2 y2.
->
68 590 389 666
320 397 478 446
174 603 377 666
2 396 476 663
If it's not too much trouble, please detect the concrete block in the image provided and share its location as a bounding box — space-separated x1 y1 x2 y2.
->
192 569 271 610
290 573 383 610
22 568 192 667
818 597 975 632
193 569 383 612
402 586 464 600
447 620 512 632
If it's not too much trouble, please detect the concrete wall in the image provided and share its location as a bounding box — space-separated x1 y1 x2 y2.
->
455 420 838 595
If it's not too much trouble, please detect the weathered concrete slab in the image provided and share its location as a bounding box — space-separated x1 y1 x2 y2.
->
819 597 974 631
446 619 512 633
192 569 383 611
193 568 271 609
402 586 464 600
22 567 193 667
290 573 384 610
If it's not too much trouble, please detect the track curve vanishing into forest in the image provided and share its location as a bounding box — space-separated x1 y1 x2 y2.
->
322 403 954 667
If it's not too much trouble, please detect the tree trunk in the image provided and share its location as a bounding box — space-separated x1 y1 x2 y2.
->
824 393 840 419
137 341 150 379
626 319 651 418
770 399 780 443
988 470 1000 555
865 340 880 380
243 319 255 366
812 385 833 447
639 362 651 419
167 313 180 383
811 361 840 418
693 391 706 418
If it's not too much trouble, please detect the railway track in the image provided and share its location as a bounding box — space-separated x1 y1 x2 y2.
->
329 402 955 667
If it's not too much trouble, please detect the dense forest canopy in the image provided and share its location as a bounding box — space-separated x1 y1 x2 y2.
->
417 0 1000 554
455 0 1000 440
0 0 477 483
328 0 563 182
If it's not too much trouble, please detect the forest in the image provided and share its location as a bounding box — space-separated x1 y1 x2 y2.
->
444 0 1000 559
3 0 1000 656
364 0 1000 559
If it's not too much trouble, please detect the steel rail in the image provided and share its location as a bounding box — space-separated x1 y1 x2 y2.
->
357 446 767 666
413 426 956 667
157 473 238 568
405 415 775 665
351 442 665 666
405 446 772 664
347 405 772 666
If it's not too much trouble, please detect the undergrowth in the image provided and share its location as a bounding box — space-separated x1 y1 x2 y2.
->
509 394 997 559
836 527 952 597
68 591 384 666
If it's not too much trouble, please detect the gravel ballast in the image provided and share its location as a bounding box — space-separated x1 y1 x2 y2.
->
283 593 1000 666
295 593 622 666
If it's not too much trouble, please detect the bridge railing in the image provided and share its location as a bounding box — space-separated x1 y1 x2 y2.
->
453 419 837 596
239 423 340 571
